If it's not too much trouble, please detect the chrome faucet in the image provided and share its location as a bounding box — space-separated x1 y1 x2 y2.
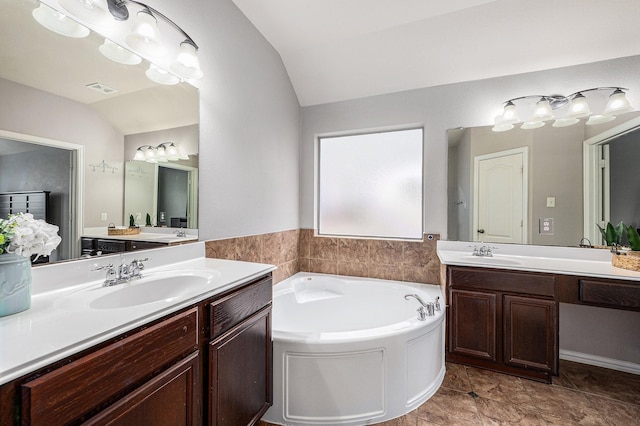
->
93 257 149 286
174 228 187 237
471 244 495 257
404 294 436 320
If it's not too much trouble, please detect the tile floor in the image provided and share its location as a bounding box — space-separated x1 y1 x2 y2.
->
261 360 640 425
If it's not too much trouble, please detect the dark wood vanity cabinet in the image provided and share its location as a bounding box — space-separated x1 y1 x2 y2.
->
208 276 273 426
447 266 558 382
0 273 273 426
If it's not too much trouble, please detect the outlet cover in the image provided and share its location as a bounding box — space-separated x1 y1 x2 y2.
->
539 218 554 235
100 212 107 221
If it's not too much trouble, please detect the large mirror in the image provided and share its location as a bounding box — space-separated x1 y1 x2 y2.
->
448 111 640 247
0 0 199 263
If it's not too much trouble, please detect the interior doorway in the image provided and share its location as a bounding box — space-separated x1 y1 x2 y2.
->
473 147 528 244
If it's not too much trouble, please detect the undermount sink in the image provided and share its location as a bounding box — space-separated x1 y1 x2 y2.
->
57 269 220 310
458 255 522 266
91 273 213 309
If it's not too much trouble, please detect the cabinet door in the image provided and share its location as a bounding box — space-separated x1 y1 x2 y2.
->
449 289 497 361
503 295 557 374
209 307 272 426
85 352 200 426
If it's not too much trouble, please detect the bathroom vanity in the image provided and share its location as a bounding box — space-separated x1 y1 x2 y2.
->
0 243 274 425
438 241 640 382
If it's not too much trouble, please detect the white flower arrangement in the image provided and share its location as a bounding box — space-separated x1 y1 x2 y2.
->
0 213 62 261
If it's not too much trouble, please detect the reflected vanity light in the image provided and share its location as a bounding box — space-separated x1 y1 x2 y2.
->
34 0 202 85
146 63 180 85
99 38 142 65
492 87 633 132
134 143 189 163
32 3 90 38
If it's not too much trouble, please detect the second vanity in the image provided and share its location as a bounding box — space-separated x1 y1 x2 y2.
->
0 242 275 425
437 241 640 382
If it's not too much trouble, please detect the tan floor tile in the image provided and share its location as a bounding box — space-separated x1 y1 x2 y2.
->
560 360 640 405
475 397 546 425
441 362 472 393
523 380 608 425
466 366 535 407
584 393 640 425
416 387 482 425
377 410 418 425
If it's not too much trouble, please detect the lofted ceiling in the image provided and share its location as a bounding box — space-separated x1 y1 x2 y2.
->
233 0 640 106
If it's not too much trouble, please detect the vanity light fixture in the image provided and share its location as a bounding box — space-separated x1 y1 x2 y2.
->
492 87 633 132
133 143 189 163
47 0 203 83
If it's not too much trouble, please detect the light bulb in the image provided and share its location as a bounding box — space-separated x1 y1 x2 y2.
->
58 0 110 26
171 41 203 79
603 89 632 116
125 10 165 57
501 101 519 124
532 98 554 121
567 93 591 118
133 148 146 161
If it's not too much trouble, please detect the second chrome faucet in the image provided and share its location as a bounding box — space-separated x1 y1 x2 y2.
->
94 257 149 286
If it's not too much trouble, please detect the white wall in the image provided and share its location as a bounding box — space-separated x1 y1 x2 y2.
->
147 0 301 240
300 55 640 365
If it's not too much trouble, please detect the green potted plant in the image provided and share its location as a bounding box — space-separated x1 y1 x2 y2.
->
596 221 624 247
612 225 640 271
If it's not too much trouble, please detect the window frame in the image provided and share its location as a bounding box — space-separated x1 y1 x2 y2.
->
315 126 425 241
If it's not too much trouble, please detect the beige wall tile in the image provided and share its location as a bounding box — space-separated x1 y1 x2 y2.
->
337 261 368 278
236 235 263 263
369 263 403 281
310 236 338 260
338 238 369 263
310 259 338 274
205 239 237 260
370 239 403 265
299 229 311 259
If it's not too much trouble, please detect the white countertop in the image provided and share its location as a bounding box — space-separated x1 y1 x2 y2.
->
437 240 640 282
0 243 276 385
82 228 198 245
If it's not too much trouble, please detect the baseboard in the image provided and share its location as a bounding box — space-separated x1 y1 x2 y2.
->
560 350 640 375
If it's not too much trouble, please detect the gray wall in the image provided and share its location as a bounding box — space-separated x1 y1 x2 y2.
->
0 143 71 260
609 127 640 230
155 0 301 240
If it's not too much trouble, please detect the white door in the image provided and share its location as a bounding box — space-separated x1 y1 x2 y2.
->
473 148 527 244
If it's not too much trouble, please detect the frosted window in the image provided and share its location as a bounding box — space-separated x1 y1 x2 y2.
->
318 128 423 239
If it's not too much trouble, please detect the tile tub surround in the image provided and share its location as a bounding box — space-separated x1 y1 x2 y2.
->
260 360 640 425
206 230 299 283
299 230 441 284
206 230 442 284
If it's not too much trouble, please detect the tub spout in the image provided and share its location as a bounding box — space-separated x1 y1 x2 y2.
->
404 293 429 307
405 294 435 320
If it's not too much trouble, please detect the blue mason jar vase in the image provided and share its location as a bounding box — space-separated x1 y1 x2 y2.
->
0 253 32 316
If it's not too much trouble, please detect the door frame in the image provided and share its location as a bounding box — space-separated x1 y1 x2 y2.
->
472 147 528 243
0 129 84 259
583 115 640 244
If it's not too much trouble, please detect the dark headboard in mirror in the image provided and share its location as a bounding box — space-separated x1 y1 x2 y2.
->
0 0 199 263
447 111 640 247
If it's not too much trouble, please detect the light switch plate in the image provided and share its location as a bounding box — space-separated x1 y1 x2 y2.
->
546 197 556 207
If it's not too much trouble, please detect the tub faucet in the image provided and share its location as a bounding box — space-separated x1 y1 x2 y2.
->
404 294 435 320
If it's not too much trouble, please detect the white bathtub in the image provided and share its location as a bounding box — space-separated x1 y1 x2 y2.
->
262 272 445 426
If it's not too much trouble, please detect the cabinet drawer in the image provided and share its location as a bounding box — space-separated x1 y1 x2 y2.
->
210 276 272 339
580 279 640 311
22 308 198 426
449 267 556 297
